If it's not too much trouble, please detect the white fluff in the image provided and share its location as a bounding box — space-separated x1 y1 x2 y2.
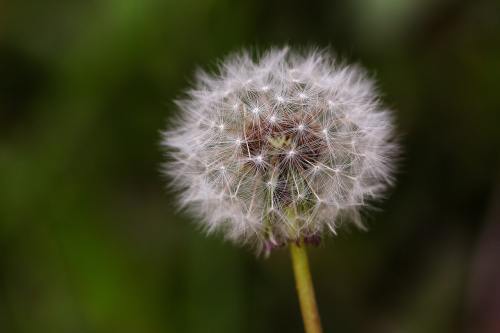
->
162 47 398 254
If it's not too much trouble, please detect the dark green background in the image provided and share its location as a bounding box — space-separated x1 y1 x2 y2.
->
1 0 500 332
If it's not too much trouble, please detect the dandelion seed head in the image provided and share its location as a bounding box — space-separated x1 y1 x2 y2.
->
162 47 398 254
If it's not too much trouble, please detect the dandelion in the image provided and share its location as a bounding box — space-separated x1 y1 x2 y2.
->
161 47 398 333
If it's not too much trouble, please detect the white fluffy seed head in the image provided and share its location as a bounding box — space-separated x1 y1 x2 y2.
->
162 47 398 254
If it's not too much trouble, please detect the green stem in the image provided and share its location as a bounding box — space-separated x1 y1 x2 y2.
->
290 241 323 333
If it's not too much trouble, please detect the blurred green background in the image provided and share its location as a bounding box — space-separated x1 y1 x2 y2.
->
1 0 500 332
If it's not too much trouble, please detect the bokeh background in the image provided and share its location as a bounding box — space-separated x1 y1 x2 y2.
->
1 0 500 332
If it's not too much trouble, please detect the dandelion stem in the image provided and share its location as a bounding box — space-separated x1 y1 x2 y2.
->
290 241 323 333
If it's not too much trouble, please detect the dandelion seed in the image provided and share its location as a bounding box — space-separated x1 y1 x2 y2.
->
161 47 398 253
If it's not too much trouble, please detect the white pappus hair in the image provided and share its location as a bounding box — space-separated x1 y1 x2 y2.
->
162 47 398 254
